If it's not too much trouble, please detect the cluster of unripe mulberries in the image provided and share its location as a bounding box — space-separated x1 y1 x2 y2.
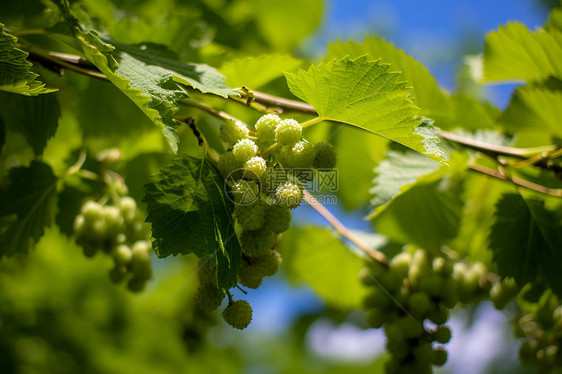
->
195 257 255 330
211 114 337 329
73 197 152 292
360 249 492 374
516 291 562 372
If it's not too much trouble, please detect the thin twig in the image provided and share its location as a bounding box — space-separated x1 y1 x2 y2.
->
250 91 318 115
440 130 558 159
63 149 87 177
303 190 389 266
27 48 107 81
180 99 251 130
468 164 562 197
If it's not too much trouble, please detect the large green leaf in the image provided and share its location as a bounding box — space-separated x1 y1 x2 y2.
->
326 38 447 117
279 226 368 309
0 23 56 96
143 155 240 289
483 22 562 83
369 153 466 252
0 161 58 257
113 41 236 99
500 84 562 138
77 79 166 159
58 3 236 152
489 194 562 296
370 148 441 210
0 92 60 156
326 39 501 132
220 54 302 89
285 56 446 162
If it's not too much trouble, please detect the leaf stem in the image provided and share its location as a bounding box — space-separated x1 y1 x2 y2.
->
440 130 558 159
303 190 389 266
179 99 252 131
301 117 325 128
250 91 318 114
259 142 280 157
468 164 562 197
25 45 107 81
63 149 87 178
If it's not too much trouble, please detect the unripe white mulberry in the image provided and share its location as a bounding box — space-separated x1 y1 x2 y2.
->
244 156 267 179
283 140 316 169
222 300 253 329
230 180 259 205
263 204 292 233
240 228 275 257
196 283 225 312
218 151 243 178
312 142 337 170
275 181 303 209
220 119 249 144
275 119 302 146
255 114 281 144
235 201 266 230
232 139 258 163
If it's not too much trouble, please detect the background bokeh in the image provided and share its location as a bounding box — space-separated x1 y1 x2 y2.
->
1 1 557 373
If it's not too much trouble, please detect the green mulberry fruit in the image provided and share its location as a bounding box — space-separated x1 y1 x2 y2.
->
312 142 337 170
220 119 249 144
275 119 302 146
222 300 253 330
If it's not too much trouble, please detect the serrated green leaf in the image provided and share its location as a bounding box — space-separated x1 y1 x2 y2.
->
143 155 240 289
113 42 237 98
279 226 368 309
220 54 302 89
0 161 58 257
285 56 446 163
490 194 562 296
370 148 441 210
326 38 447 117
58 2 236 152
500 84 562 138
0 23 56 96
326 38 501 132
0 92 60 156
369 153 467 252
77 79 166 159
483 22 562 83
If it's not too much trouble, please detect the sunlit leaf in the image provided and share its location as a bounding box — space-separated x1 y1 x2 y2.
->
220 54 302 89
483 22 562 82
0 23 56 96
285 56 447 162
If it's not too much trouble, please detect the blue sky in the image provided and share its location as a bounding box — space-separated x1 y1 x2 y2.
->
308 0 551 108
